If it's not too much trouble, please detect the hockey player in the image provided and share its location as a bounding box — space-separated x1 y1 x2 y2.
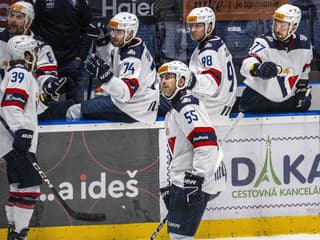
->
158 61 226 239
185 7 237 121
66 12 159 123
239 4 313 113
0 35 42 240
0 1 73 120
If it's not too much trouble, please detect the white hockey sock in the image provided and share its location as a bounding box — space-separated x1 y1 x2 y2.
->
14 206 34 233
170 233 194 240
13 185 40 233
6 183 19 226
5 204 14 225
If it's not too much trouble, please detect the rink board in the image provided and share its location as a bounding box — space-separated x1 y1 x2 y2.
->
0 215 319 239
0 113 319 239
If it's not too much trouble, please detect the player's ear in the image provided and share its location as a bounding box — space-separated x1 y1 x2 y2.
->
207 23 213 34
178 77 185 88
291 23 298 33
25 19 32 29
126 30 134 41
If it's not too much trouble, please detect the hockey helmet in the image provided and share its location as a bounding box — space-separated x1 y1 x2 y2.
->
158 60 191 100
187 7 215 40
273 4 301 40
109 12 139 46
10 1 35 23
7 35 38 69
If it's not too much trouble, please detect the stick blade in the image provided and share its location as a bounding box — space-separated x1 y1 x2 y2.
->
71 211 106 222
50 186 106 221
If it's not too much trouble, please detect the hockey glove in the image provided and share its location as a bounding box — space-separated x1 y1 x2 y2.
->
85 56 113 83
183 172 205 206
87 23 100 39
13 129 33 153
160 186 170 210
187 72 197 90
295 79 312 111
42 77 68 102
251 62 278 80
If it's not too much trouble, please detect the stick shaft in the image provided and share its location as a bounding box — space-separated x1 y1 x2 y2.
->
221 112 244 143
0 115 106 221
87 38 97 100
149 216 167 240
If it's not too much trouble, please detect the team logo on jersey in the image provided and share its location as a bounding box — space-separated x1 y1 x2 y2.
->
70 0 78 6
204 42 212 48
46 0 55 9
181 97 191 104
127 49 136 56
46 0 56 8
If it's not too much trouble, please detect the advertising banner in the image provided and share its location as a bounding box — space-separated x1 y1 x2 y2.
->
182 0 288 21
91 0 155 23
159 118 320 220
0 129 160 227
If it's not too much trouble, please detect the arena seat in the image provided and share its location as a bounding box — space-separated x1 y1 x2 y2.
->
215 21 257 60
137 24 159 59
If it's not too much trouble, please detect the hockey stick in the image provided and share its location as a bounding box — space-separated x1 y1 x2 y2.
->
0 116 106 222
221 112 244 144
149 215 168 240
149 112 244 239
86 22 101 100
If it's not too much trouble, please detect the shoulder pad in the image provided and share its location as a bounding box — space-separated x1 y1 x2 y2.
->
32 33 48 48
265 35 274 42
33 33 44 42
257 35 273 44
199 37 223 54
7 64 28 72
296 34 311 49
174 95 200 113
256 35 274 48
120 38 144 60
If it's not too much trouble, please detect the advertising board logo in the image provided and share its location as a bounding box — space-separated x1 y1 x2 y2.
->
40 171 139 202
253 135 281 188
101 0 154 17
231 135 320 199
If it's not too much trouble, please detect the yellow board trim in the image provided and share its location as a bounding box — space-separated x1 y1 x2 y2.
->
1 215 319 240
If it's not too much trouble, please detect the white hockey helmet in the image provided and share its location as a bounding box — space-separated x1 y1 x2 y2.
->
187 7 215 41
7 35 38 69
158 60 190 100
273 4 301 40
10 1 35 23
109 12 139 46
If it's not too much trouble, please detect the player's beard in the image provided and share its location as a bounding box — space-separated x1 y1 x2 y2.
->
111 38 122 47
274 31 284 41
8 23 24 36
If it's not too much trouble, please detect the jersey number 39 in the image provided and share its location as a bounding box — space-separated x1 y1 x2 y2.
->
11 72 25 83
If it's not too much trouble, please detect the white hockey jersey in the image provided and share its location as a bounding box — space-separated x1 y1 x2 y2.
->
100 38 159 123
240 34 313 102
189 36 237 120
165 94 226 195
0 29 58 113
0 65 39 157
